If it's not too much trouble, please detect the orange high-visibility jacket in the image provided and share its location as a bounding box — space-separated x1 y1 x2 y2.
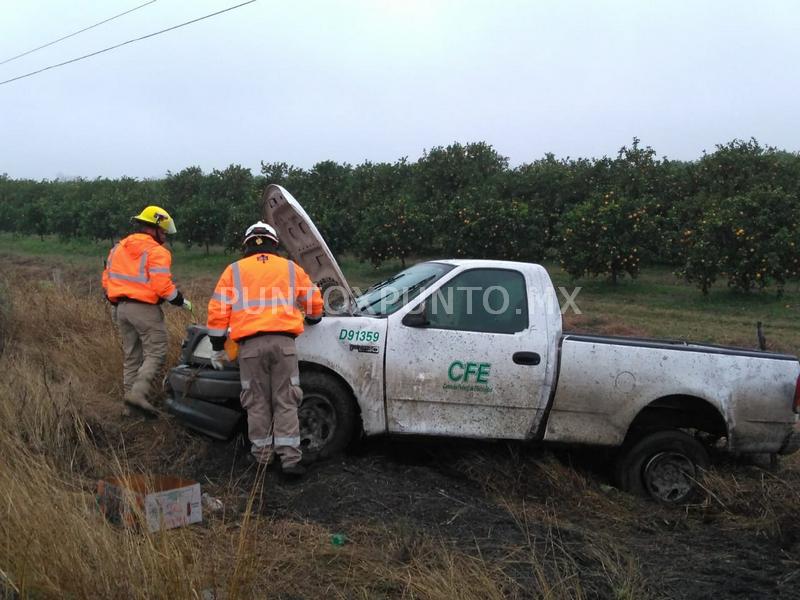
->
102 233 178 304
207 253 323 340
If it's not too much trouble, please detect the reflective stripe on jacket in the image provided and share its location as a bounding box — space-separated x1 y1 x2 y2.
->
207 253 323 340
102 233 177 304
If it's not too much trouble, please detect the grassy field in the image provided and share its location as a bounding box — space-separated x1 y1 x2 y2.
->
1 243 799 598
0 233 401 287
551 266 800 353
3 233 799 353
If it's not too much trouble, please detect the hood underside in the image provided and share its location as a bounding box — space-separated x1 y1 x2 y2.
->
261 184 355 315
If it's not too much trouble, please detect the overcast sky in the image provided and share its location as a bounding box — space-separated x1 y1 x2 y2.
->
1 0 797 180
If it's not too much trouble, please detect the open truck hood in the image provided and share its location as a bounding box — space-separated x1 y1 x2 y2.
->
261 184 355 315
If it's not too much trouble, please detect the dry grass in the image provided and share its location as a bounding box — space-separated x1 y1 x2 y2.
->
563 313 650 338
0 273 221 598
0 445 207 598
697 455 800 538
455 450 651 599
688 459 800 588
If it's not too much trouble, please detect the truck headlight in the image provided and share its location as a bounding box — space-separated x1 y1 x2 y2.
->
191 335 214 361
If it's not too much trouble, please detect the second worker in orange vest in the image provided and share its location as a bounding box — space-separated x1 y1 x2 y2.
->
207 221 323 476
102 205 192 416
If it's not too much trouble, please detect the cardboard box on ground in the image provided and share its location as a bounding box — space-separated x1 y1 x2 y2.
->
96 474 202 532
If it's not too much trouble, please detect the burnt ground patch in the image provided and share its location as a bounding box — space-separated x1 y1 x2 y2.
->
186 432 800 599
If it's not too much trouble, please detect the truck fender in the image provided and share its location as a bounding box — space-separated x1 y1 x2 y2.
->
623 394 729 445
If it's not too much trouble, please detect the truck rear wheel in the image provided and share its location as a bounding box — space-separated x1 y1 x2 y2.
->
615 430 709 505
298 371 358 463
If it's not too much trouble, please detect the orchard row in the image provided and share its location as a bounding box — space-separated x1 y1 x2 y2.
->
2 138 798 294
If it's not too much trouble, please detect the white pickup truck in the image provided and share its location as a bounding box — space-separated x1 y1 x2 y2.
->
166 185 800 504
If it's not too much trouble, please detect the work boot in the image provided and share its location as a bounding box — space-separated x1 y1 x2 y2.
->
281 463 306 479
124 391 160 417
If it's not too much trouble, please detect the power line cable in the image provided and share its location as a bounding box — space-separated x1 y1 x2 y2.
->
0 0 257 87
0 0 159 66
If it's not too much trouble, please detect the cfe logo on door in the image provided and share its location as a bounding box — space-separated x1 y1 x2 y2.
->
448 361 491 383
444 361 493 393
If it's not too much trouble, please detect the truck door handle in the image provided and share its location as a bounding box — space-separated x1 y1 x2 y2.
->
513 352 541 366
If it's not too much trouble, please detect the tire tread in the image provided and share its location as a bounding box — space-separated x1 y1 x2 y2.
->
615 429 709 504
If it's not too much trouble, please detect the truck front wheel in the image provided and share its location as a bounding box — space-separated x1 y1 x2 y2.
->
298 371 358 463
615 430 709 504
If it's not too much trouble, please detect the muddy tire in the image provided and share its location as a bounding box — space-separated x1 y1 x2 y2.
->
298 371 358 463
615 430 709 505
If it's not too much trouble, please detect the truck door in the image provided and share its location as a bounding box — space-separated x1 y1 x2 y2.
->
384 267 551 439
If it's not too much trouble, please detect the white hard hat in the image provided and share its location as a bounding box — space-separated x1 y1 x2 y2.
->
243 221 279 246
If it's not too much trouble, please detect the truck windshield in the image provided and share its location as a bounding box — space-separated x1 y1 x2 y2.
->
356 262 454 316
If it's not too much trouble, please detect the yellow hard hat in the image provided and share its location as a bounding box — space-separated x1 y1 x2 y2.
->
132 205 177 234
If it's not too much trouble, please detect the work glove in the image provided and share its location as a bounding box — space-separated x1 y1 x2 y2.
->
305 315 322 326
182 298 193 313
210 349 227 371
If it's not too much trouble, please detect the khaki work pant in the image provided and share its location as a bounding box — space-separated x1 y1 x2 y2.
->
115 301 168 402
238 334 303 467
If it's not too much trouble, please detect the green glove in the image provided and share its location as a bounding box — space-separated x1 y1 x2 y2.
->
182 299 193 312
210 350 227 370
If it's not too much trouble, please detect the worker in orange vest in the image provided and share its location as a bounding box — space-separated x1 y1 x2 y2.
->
102 206 192 415
207 221 323 476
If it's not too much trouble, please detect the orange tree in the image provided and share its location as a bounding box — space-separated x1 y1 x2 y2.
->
680 186 800 295
505 154 594 261
205 164 255 252
437 184 539 261
559 192 656 284
48 180 86 241
355 192 428 268
351 160 427 268
413 142 509 257
1 178 49 240
300 161 355 256
79 177 162 244
166 165 254 254
164 167 209 250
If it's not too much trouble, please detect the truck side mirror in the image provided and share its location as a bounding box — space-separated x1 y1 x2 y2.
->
402 301 429 328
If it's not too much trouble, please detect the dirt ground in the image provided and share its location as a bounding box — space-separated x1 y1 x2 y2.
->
95 411 800 600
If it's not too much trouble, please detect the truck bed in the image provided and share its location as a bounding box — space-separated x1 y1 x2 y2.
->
545 332 799 453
